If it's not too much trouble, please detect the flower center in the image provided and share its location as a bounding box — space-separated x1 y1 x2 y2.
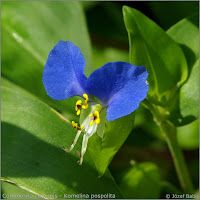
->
63 93 102 165
77 104 81 109
89 110 100 126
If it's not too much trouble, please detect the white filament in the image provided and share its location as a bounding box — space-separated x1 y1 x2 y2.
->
69 115 98 164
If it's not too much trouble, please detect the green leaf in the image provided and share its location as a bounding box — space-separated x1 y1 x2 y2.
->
119 162 161 199
92 47 129 71
1 1 92 120
166 14 199 126
167 14 199 73
85 2 128 43
180 59 199 120
1 181 43 199
88 113 135 176
177 119 199 150
123 6 188 104
1 86 123 198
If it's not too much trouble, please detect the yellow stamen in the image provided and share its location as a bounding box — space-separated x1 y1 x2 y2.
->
75 100 82 115
89 110 100 126
75 94 89 115
82 104 88 109
82 93 89 109
76 100 82 106
96 118 100 125
72 121 84 130
76 109 81 115
83 93 89 104
90 120 94 126
95 110 99 118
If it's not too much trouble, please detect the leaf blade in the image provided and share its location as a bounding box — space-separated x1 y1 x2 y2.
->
1 86 123 198
167 13 199 72
180 59 199 120
88 113 135 176
123 6 188 104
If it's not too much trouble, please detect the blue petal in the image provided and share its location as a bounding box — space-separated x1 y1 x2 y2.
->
86 62 149 121
42 41 87 100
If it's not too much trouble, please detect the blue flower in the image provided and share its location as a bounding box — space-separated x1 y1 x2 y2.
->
43 41 149 164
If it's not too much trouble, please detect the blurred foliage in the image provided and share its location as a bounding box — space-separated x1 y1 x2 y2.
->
92 47 129 70
83 1 199 46
177 119 199 150
119 162 161 199
148 2 199 30
1 1 199 199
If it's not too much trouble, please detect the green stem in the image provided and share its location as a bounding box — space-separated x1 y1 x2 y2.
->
143 100 194 193
158 119 193 193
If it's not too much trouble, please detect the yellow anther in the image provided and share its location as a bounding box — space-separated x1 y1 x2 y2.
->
72 121 78 129
89 110 100 126
76 100 82 107
82 104 88 109
72 121 84 131
72 121 76 126
83 93 89 103
96 118 100 125
95 111 100 118
82 93 89 109
76 109 81 115
75 100 82 115
75 94 89 115
90 120 94 126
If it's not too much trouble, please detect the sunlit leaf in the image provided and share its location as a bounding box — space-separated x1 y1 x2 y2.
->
167 14 199 73
123 6 188 105
1 86 123 198
166 15 199 126
88 113 135 176
180 59 199 120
